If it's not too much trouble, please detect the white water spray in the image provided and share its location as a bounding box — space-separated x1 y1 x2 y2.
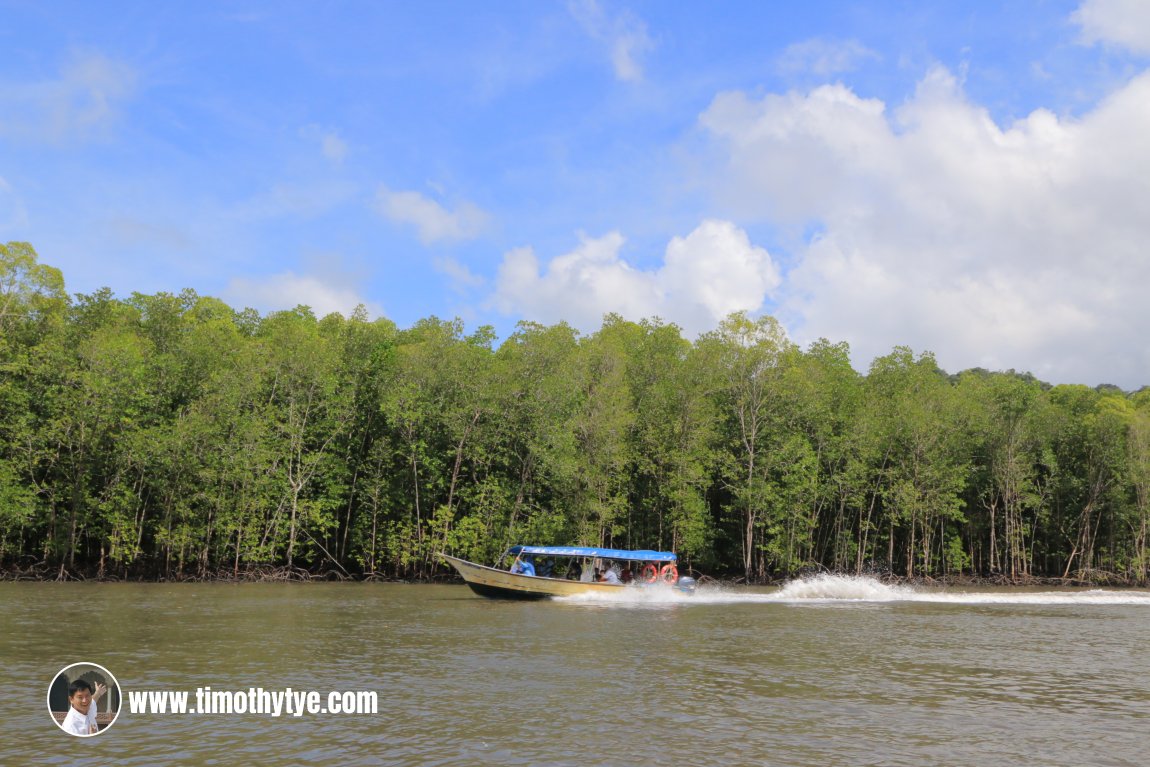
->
557 573 1150 607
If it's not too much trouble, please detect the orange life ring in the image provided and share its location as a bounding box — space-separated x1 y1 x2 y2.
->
641 563 658 583
660 564 678 583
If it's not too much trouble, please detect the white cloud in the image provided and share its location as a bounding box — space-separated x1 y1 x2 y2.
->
698 65 1150 387
225 271 382 319
375 186 488 244
0 51 136 144
661 220 781 327
1073 0 1150 54
777 37 880 77
491 220 779 337
569 0 654 83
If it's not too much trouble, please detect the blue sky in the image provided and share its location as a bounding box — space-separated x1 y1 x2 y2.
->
2 0 1148 387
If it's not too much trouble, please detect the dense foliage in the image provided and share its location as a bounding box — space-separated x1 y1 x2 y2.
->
2 243 1149 583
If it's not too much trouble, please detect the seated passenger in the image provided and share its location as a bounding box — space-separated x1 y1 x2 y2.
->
599 566 621 584
510 555 536 576
620 565 633 583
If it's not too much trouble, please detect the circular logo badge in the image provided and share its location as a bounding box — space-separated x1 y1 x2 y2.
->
48 662 122 737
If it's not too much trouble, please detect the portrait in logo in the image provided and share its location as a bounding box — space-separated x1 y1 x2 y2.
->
48 663 122 736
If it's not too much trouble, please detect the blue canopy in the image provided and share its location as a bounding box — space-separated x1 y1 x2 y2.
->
506 545 676 562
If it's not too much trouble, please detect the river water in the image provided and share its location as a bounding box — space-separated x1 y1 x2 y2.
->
6 576 1150 766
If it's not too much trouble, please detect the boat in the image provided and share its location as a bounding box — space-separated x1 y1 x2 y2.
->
440 545 697 600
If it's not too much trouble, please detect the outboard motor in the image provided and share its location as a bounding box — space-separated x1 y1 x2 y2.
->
675 576 697 595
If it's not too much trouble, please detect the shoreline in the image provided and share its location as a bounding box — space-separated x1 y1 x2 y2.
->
3 564 1146 589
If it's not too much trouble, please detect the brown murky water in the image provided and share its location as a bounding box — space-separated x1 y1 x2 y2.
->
6 577 1150 766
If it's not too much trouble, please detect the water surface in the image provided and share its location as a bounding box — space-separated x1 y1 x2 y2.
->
6 576 1150 766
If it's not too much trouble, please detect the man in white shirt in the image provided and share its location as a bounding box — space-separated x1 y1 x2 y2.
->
60 679 106 736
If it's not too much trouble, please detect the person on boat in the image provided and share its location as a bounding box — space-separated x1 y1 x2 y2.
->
598 566 621 584
620 564 633 583
510 554 536 576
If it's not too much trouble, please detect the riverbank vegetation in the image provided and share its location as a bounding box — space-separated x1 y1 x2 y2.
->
3 242 1149 584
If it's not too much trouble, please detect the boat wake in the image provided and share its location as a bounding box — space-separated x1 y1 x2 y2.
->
556 574 1150 607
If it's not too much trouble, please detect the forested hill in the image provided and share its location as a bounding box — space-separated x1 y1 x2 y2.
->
2 242 1149 583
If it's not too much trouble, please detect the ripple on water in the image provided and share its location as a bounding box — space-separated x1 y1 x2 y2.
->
4 581 1150 766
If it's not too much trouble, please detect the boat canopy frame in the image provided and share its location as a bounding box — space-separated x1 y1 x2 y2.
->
504 545 676 563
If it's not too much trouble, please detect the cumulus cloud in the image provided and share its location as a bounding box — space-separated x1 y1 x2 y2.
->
1073 0 1150 53
491 220 779 336
0 51 136 144
698 65 1150 387
569 0 654 82
225 271 382 319
375 186 488 244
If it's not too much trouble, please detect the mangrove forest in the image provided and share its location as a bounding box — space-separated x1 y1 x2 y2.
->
2 242 1149 583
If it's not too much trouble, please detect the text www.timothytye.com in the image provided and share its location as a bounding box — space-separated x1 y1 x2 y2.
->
128 687 379 717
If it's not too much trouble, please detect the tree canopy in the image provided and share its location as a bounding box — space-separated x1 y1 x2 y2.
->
2 243 1149 583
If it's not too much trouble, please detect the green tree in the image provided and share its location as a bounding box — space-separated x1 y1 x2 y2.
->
566 315 638 547
325 310 398 575
1045 385 1129 580
256 307 351 569
868 348 969 577
1129 392 1150 583
0 242 67 347
490 321 582 552
697 312 794 581
628 319 719 563
957 371 1052 578
26 290 154 574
